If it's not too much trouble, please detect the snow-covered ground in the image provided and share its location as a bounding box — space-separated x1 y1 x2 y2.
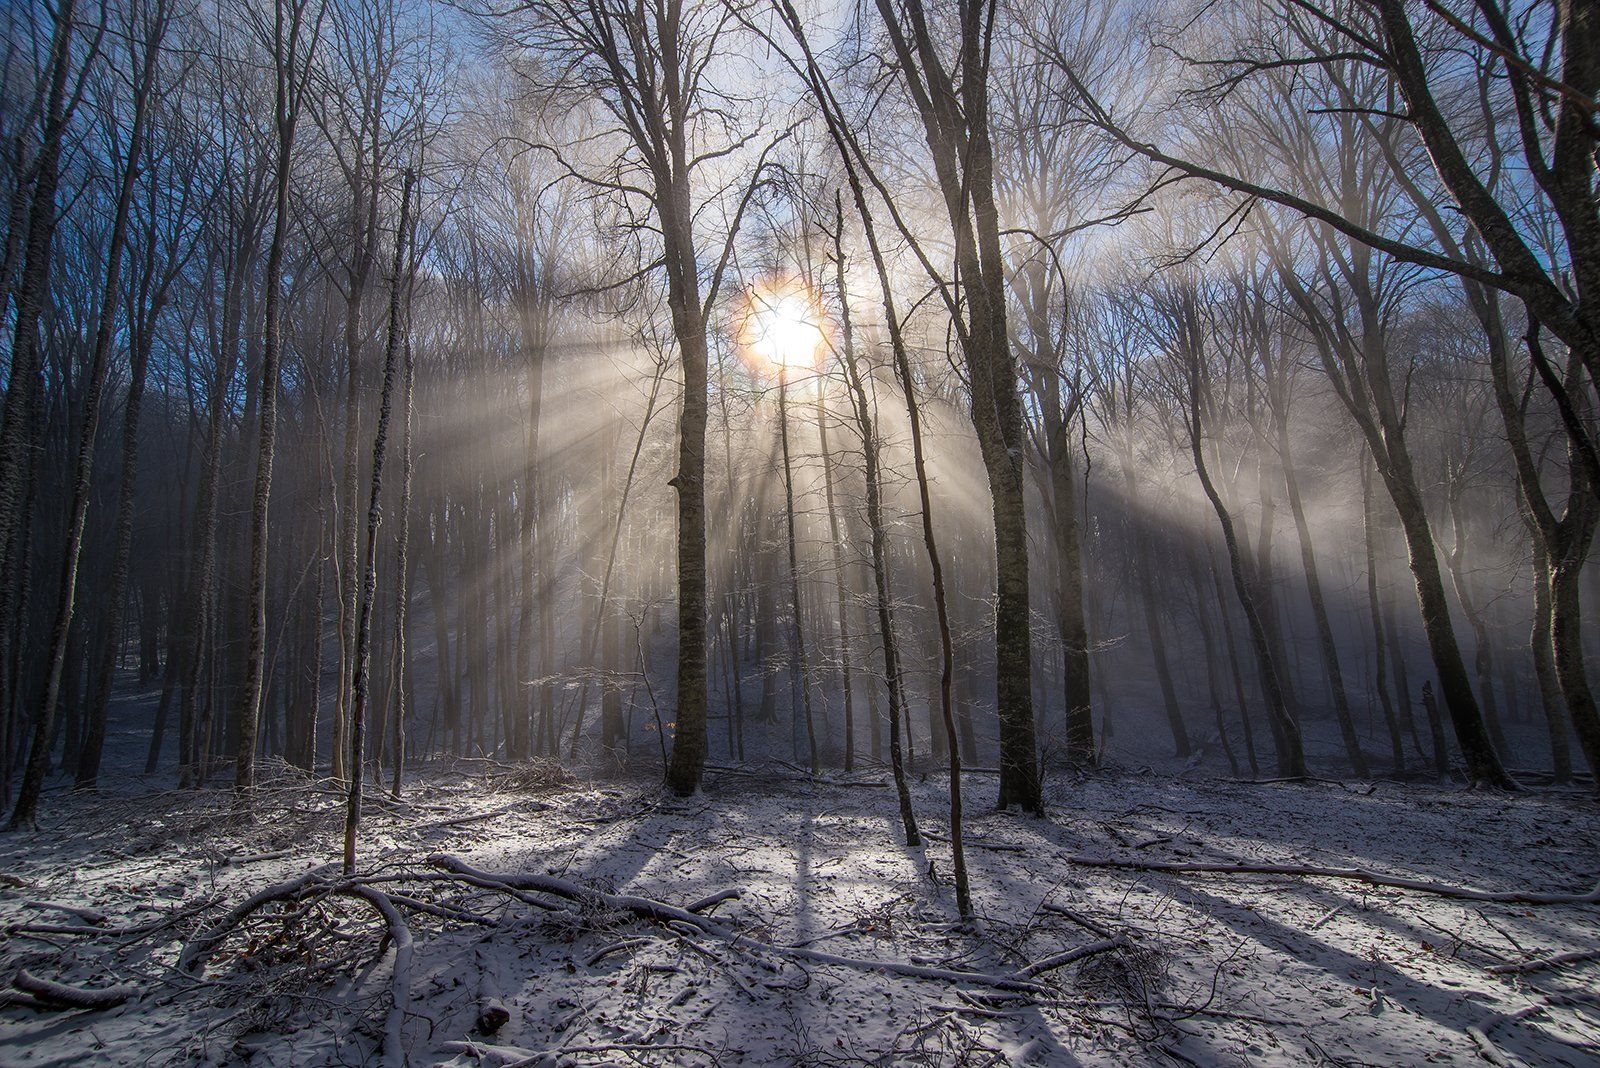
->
0 761 1596 1066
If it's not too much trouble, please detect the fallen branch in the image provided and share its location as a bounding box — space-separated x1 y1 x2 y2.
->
23 900 107 925
438 1039 713 1066
586 936 653 966
428 855 1043 992
416 800 550 834
348 886 412 1068
385 891 497 927
1067 855 1600 905
221 849 296 867
474 941 510 1035
924 831 1027 854
1040 902 1116 939
683 888 740 914
1021 937 1126 978
1463 996 1585 1067
437 1039 535 1065
9 895 222 941
1487 949 1600 975
178 866 335 975
12 970 138 1010
7 922 106 937
792 923 873 948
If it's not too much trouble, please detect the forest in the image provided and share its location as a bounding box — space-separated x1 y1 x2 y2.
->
0 0 1597 1062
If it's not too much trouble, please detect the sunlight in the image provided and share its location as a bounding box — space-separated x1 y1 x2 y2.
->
737 278 828 374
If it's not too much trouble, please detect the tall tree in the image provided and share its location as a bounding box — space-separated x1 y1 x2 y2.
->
234 0 324 798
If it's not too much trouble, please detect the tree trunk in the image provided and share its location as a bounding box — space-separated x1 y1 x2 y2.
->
662 179 710 797
344 168 412 872
78 240 169 787
1382 461 1512 787
1527 536 1573 781
776 373 818 773
815 373 856 772
1444 482 1510 757
1183 328 1306 778
1361 457 1406 773
1122 451 1189 757
10 24 154 824
235 7 316 797
833 194 920 847
0 0 77 742
1277 411 1367 775
1041 369 1092 762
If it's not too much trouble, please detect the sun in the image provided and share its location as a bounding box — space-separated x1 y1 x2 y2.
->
737 278 827 373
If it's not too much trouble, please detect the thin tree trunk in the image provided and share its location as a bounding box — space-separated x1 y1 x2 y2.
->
1191 551 1240 776
833 194 919 847
235 1 318 797
78 189 172 786
1444 481 1509 757
815 374 856 772
0 0 78 743
1182 330 1306 779
1383 463 1510 787
776 373 818 774
1277 410 1367 775
344 168 412 872
9 24 153 825
1205 535 1259 775
661 178 710 797
1526 535 1572 781
1362 456 1406 773
390 323 416 797
1122 451 1189 757
1042 370 1092 763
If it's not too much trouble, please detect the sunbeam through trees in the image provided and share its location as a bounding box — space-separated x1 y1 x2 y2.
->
0 0 1597 1062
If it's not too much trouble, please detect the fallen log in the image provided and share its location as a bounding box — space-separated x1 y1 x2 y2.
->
438 1039 715 1066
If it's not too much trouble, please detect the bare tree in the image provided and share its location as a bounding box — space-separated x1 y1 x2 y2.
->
234 0 325 798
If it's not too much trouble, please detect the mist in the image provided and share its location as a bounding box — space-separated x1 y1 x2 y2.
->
0 0 1596 1062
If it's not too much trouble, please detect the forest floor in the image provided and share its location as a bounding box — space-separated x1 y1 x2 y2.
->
0 759 1596 1067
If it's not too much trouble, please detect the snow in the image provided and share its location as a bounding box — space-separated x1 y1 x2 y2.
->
1 763 1596 1066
